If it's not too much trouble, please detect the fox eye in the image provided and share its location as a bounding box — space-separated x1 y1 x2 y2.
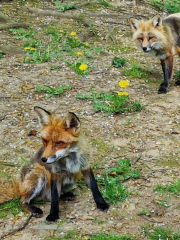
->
149 36 154 40
55 141 64 146
137 37 143 41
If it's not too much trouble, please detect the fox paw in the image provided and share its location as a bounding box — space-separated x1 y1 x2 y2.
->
175 80 180 86
60 192 76 201
46 214 59 222
158 86 168 94
31 206 43 218
97 202 109 212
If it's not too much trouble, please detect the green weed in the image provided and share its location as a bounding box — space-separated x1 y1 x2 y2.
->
99 175 129 205
55 1 76 12
0 198 23 218
151 0 180 12
112 57 127 68
98 0 112 8
176 70 180 79
65 61 90 76
138 208 150 216
76 89 144 115
0 51 3 58
97 159 141 205
154 179 180 195
9 27 37 40
36 85 72 98
107 159 141 181
123 63 149 79
90 233 135 240
143 226 180 239
156 197 170 207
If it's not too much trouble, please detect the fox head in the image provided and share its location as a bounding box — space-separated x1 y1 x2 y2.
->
34 106 81 164
129 15 164 53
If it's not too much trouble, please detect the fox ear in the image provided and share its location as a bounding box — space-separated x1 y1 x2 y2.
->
63 112 81 135
152 15 162 28
129 18 140 31
34 106 51 126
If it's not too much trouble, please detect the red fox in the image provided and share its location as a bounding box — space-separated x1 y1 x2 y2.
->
0 107 109 222
129 13 180 93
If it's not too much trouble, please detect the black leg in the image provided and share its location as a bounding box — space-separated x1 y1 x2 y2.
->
81 168 109 211
46 179 60 222
159 57 174 94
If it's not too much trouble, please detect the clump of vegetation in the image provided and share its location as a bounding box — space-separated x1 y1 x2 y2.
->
176 70 180 79
151 0 180 13
0 198 23 218
9 27 99 75
55 1 76 12
0 51 3 58
112 57 127 68
143 225 180 240
76 80 144 115
9 27 37 40
123 63 149 79
154 179 180 195
138 208 150 217
36 85 72 98
97 159 141 205
90 233 135 240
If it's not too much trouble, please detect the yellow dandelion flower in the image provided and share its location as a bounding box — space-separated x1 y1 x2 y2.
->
75 36 79 40
24 47 30 50
111 171 117 175
59 30 64 33
85 42 89 46
70 32 76 36
77 52 83 55
119 80 129 88
79 64 88 71
118 92 128 96
30 48 37 51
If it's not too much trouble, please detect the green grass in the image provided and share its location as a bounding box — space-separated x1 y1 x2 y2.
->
143 226 180 239
9 27 37 40
90 233 135 240
97 159 141 205
9 26 100 75
123 63 150 79
151 0 180 12
76 89 144 115
112 57 127 68
35 85 72 98
46 231 137 240
138 208 150 217
0 198 23 218
154 179 180 195
55 1 76 12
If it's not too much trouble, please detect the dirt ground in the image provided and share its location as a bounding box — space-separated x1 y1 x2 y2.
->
0 0 180 239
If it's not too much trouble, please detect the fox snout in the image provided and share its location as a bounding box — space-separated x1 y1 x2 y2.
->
41 157 48 163
41 155 56 164
142 45 152 52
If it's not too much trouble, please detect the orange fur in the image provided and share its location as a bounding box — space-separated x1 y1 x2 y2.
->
129 13 180 93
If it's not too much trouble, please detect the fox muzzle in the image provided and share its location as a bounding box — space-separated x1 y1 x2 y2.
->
41 157 47 163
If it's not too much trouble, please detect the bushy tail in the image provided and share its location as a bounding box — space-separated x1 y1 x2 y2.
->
0 179 20 204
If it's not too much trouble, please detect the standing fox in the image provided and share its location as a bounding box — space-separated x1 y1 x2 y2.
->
129 13 180 93
0 107 109 222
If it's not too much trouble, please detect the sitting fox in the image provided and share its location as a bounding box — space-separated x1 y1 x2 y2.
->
129 13 180 93
0 107 109 222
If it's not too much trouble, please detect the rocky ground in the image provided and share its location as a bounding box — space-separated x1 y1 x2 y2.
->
0 0 180 239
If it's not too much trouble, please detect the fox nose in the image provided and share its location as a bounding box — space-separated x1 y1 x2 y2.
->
142 47 147 51
41 157 47 163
